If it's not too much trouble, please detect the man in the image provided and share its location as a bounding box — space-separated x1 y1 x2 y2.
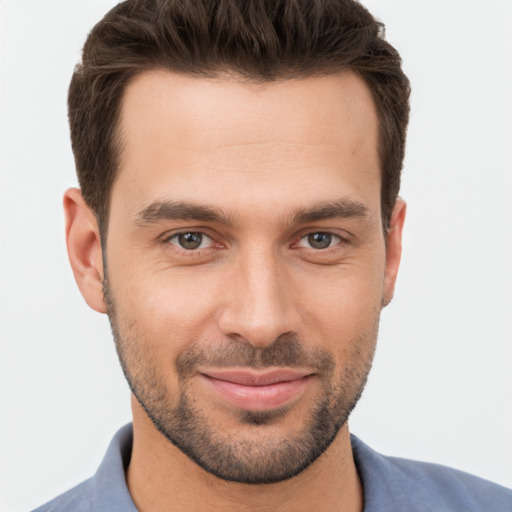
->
31 0 511 511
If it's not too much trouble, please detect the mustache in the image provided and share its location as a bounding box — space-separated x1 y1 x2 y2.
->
175 333 335 378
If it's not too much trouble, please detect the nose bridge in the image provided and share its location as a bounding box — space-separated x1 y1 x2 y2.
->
218 244 296 347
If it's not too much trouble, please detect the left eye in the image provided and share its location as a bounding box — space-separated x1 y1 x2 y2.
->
168 232 213 250
297 232 341 250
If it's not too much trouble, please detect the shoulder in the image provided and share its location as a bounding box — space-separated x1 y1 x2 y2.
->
351 435 512 512
384 456 512 511
31 478 94 512
31 424 136 512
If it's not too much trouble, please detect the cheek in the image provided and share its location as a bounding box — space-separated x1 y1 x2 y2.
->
293 262 384 356
109 262 224 356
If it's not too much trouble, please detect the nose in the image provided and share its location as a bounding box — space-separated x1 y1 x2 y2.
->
216 247 299 348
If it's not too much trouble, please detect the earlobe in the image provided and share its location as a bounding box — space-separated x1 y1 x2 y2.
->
382 198 406 307
64 188 107 314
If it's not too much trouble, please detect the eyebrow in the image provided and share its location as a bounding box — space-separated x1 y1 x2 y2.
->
133 201 233 226
133 198 370 228
291 199 370 224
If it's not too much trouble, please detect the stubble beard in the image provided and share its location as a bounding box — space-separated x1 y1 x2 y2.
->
103 277 377 484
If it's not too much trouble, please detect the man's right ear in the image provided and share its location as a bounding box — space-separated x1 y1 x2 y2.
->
64 188 107 314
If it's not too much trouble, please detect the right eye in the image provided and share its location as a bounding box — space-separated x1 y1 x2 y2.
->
166 232 214 251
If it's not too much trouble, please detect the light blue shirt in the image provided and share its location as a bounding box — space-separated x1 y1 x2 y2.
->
33 424 512 511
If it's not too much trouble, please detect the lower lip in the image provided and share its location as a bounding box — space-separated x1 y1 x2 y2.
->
200 374 314 411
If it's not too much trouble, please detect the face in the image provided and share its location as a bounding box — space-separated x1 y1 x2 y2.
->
95 71 402 483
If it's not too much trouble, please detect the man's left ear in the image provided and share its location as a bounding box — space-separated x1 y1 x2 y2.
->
382 198 406 307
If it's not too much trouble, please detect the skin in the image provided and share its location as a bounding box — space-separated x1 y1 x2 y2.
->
65 70 406 512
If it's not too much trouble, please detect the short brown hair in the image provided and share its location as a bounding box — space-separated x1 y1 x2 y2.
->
68 0 410 235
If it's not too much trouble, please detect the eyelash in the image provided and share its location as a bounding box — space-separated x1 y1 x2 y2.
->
161 230 348 254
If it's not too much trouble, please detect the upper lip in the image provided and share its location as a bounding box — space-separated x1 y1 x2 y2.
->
199 368 313 386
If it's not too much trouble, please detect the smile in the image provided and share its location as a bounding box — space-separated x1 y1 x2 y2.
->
198 369 315 411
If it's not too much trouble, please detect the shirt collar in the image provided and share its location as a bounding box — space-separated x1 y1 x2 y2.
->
92 423 138 511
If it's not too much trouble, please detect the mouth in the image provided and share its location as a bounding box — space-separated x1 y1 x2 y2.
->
198 368 315 411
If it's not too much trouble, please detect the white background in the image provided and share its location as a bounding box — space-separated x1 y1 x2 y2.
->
1 1 511 510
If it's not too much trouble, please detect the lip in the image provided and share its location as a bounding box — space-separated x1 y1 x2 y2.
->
199 368 315 411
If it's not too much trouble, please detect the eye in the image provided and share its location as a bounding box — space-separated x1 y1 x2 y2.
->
297 232 341 250
167 232 213 250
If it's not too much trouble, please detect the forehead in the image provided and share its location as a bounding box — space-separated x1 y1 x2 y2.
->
112 70 381 220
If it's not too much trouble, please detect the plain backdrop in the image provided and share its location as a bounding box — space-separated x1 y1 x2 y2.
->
1 1 511 510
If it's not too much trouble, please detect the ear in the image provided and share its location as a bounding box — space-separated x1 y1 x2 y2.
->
382 198 406 307
64 188 106 313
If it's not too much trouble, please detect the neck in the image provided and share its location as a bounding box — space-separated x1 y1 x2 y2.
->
127 397 363 512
